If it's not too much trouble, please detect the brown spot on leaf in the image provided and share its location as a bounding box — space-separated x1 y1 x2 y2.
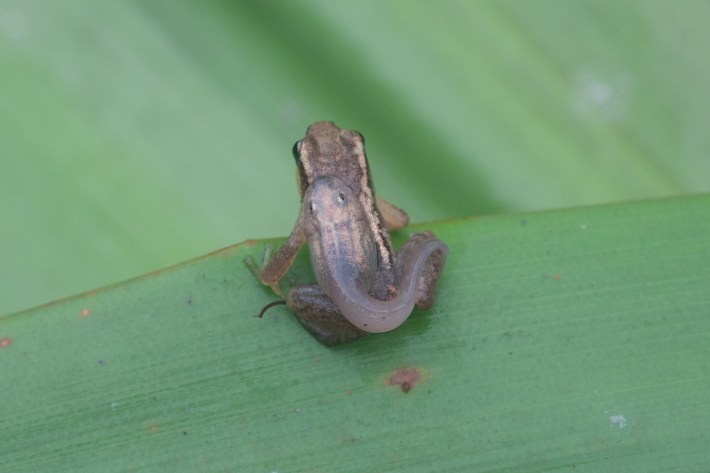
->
79 308 91 318
387 367 421 393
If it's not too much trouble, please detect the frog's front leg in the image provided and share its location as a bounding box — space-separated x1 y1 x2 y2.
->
244 224 306 296
286 285 368 345
375 197 409 231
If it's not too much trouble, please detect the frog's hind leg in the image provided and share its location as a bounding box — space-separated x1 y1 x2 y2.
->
286 285 368 346
396 231 447 310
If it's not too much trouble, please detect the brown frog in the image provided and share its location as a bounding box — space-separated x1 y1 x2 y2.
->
246 121 447 345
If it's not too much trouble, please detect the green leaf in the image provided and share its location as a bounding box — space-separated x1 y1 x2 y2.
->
3 0 710 314
2 194 709 471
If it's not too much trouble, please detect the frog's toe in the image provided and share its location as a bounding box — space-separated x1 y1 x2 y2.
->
243 256 260 276
244 243 277 276
261 243 275 265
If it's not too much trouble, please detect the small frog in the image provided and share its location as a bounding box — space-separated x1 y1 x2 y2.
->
246 121 447 345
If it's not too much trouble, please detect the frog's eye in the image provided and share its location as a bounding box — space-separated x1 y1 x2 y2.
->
292 140 302 160
308 201 316 214
337 192 347 204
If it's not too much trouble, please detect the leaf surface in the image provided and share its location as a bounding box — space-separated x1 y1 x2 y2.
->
2 195 709 472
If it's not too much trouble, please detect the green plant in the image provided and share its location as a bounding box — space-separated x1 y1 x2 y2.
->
2 195 708 471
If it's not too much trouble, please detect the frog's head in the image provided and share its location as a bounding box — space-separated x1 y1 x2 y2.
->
292 121 370 201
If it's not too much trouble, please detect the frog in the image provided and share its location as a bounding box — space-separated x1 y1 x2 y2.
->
245 121 447 345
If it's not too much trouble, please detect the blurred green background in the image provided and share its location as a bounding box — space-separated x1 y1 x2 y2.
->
2 0 709 315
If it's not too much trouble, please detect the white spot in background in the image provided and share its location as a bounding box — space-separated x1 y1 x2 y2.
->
1 8 27 41
110 401 119 410
572 71 633 122
609 414 627 428
580 224 587 230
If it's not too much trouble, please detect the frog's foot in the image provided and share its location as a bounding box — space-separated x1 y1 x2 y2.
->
243 243 274 276
243 244 283 296
286 285 368 346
